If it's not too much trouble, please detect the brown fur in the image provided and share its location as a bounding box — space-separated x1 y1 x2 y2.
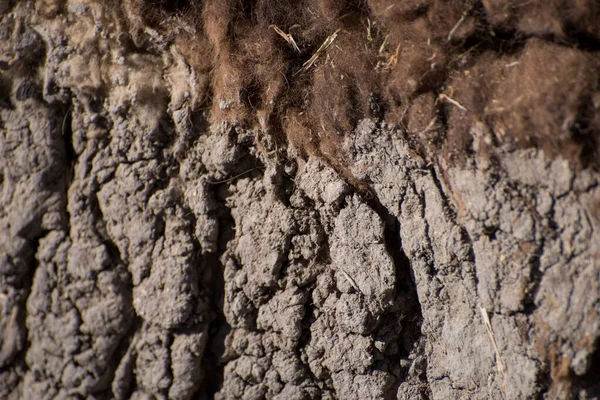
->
488 39 600 164
62 0 600 170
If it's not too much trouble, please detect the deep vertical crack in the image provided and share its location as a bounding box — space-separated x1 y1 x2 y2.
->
356 185 427 397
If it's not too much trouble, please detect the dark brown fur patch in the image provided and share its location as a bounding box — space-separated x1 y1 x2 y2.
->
124 0 600 170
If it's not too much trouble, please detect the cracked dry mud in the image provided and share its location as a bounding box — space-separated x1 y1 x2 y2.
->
1 1 600 399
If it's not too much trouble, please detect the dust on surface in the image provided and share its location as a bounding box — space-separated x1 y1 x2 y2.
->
1 1 599 400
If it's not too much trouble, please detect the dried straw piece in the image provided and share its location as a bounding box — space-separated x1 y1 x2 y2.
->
447 10 468 41
296 29 341 75
439 93 467 112
270 24 300 53
480 306 508 399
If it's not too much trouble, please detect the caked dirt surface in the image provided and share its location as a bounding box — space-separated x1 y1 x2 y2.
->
1 1 600 399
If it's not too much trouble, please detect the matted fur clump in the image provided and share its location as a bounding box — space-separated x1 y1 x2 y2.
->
128 0 600 169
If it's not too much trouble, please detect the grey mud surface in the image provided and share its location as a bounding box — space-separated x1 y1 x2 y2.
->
1 2 599 399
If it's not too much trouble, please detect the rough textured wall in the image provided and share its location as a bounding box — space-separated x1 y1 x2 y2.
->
0 1 599 399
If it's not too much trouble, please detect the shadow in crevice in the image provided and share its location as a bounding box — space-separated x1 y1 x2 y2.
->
107 315 143 399
358 190 428 398
196 180 242 397
199 251 231 398
572 341 600 398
